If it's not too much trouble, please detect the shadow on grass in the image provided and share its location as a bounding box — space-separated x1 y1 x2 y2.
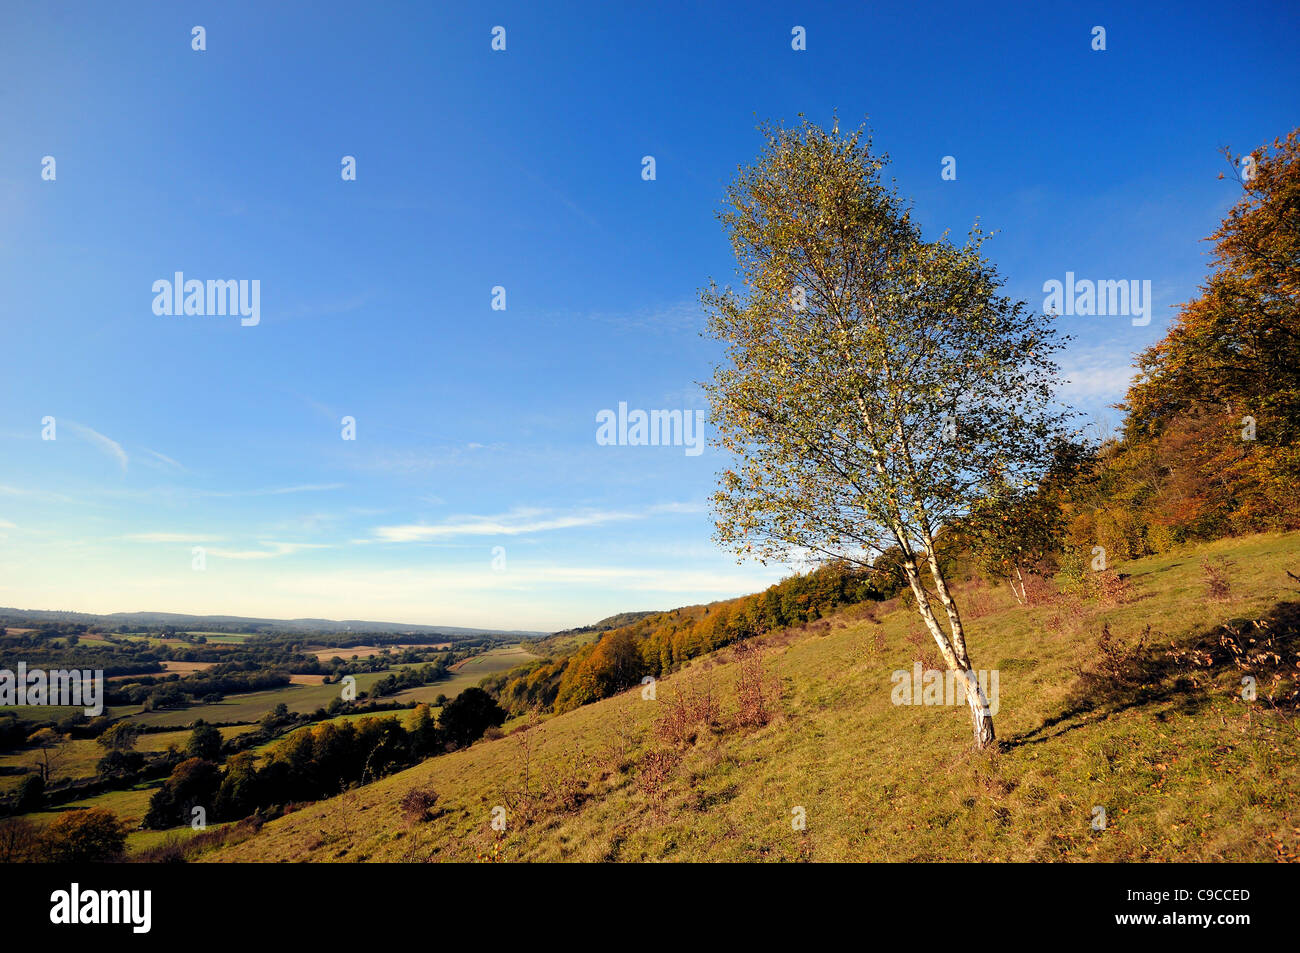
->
1131 561 1185 577
1002 598 1300 751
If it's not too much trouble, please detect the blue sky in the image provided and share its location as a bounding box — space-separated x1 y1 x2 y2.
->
1 1 1296 630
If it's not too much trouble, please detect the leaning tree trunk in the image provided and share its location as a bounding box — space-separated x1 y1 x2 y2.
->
918 534 996 749
899 554 996 749
854 392 997 749
956 667 996 749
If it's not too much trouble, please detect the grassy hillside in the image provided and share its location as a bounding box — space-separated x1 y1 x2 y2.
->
201 533 1300 862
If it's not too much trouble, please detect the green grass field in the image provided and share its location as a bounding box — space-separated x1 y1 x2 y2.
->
1 706 133 725
390 644 537 706
125 672 395 728
20 782 213 855
203 532 1300 863
125 821 232 855
183 632 258 644
28 783 157 829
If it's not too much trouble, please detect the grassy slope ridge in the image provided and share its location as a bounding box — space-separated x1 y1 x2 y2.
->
205 533 1300 862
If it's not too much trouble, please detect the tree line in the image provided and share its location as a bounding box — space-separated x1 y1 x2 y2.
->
141 688 506 829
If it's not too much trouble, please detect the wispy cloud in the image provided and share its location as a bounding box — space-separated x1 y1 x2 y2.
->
371 508 635 543
197 483 345 498
518 163 603 230
1056 344 1141 401
0 484 77 504
141 448 185 472
90 483 346 504
124 532 224 543
123 532 328 558
276 294 370 323
285 389 338 423
206 541 331 560
271 561 788 599
554 299 705 336
369 502 704 544
65 421 128 472
351 445 501 474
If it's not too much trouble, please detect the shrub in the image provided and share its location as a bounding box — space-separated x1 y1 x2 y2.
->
1146 523 1181 553
1057 548 1090 595
1086 622 1150 691
0 818 42 862
399 787 439 824
40 808 127 863
636 748 680 813
1094 570 1134 607
733 644 775 729
654 681 720 747
1202 556 1233 601
1020 569 1058 605
962 583 998 619
97 749 145 779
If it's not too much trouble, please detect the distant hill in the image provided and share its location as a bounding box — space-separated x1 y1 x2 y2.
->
551 611 659 637
0 607 547 640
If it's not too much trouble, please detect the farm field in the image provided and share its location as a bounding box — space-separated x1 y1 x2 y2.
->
304 643 452 661
121 646 531 728
126 671 397 728
185 632 259 644
28 783 157 827
106 660 216 681
390 644 537 706
160 661 217 674
113 631 258 646
0 706 132 726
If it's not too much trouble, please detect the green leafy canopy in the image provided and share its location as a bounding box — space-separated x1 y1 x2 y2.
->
702 118 1073 572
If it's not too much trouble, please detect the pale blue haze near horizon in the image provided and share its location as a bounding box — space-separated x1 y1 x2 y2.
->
1 1 1297 630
